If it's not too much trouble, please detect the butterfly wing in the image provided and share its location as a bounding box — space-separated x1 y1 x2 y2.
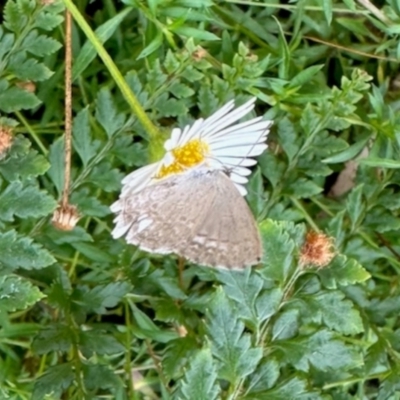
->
112 169 217 255
183 171 262 269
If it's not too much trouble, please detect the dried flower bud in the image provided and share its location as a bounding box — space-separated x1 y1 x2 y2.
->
192 47 207 61
176 325 188 337
52 204 80 231
0 126 13 159
16 81 36 93
299 231 335 269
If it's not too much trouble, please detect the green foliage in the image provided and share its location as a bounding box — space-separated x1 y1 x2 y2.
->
0 0 400 398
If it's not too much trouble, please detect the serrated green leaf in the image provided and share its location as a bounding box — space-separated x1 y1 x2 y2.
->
207 289 262 383
304 291 364 334
277 117 300 162
32 363 74 400
32 324 73 354
83 364 120 392
246 359 280 394
73 107 99 167
246 167 265 217
74 282 132 315
0 230 55 270
4 0 27 33
22 30 62 56
0 181 56 221
0 82 41 112
70 188 110 217
0 136 49 180
259 220 295 283
272 308 299 340
322 135 369 164
34 9 64 31
88 162 124 192
319 254 370 289
95 88 126 138
8 54 53 81
79 331 125 357
286 178 323 198
47 136 64 196
289 65 324 89
0 274 45 312
216 268 264 328
280 330 361 372
179 349 219 400
346 184 365 231
258 152 285 188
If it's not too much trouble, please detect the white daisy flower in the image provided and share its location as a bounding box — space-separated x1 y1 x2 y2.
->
111 97 272 217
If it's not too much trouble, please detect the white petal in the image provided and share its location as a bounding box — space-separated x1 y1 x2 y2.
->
212 143 267 158
212 156 258 167
229 172 249 184
198 98 257 139
234 182 247 196
164 128 182 150
208 119 273 142
178 118 205 145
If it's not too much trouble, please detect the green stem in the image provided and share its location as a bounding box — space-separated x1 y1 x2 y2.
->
62 0 159 139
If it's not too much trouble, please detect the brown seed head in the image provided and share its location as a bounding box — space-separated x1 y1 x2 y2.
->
52 204 80 231
300 231 335 269
192 47 208 61
0 126 13 158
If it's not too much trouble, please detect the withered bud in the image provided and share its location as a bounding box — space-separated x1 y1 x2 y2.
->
176 325 188 337
299 231 335 269
192 47 207 61
16 81 36 93
52 204 80 231
0 126 13 159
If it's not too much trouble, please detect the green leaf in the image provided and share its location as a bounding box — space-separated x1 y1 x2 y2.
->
346 184 365 231
285 178 323 198
70 188 110 217
76 282 133 314
288 65 324 89
244 376 324 400
246 359 280 394
259 220 296 283
322 0 333 24
172 26 220 41
72 8 132 81
322 135 370 164
47 136 65 196
303 291 364 334
32 363 74 400
360 157 400 168
0 81 41 112
0 274 45 312
83 364 119 392
217 268 265 328
319 254 370 289
258 152 285 188
32 324 73 354
0 136 49 180
179 349 220 400
0 181 56 221
277 117 300 162
246 167 265 217
8 54 53 81
137 31 164 59
4 0 27 33
280 330 361 372
95 88 126 138
272 309 299 340
88 162 124 192
22 30 62 56
0 230 55 270
73 107 99 167
207 289 262 383
79 331 125 357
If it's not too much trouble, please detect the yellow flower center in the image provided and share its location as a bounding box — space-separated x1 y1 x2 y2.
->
156 139 209 179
